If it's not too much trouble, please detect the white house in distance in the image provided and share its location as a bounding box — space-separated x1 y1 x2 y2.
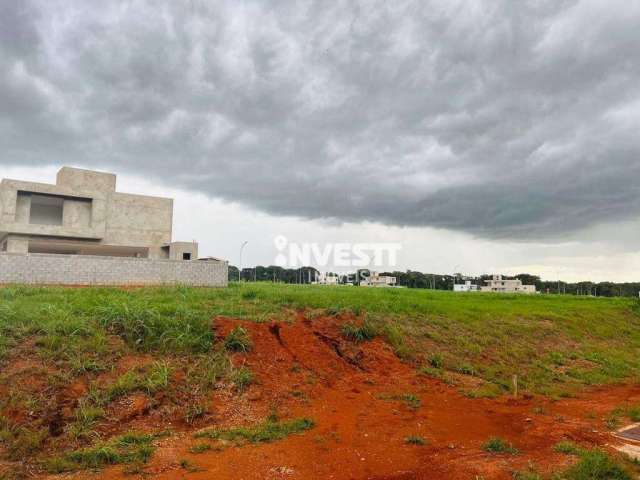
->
315 273 340 285
453 280 479 292
480 275 536 294
360 272 397 287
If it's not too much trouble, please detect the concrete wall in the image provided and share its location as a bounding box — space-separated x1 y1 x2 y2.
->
169 242 198 260
0 179 106 240
103 192 172 255
56 167 117 194
6 236 28 254
0 253 228 287
15 194 31 224
63 198 92 229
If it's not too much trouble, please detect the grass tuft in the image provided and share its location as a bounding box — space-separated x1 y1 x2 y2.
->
559 449 631 480
195 417 315 444
66 401 105 440
554 440 581 455
90 361 172 405
341 320 378 342
405 435 426 445
230 366 254 391
428 353 444 369
241 290 258 300
482 437 519 455
223 326 253 352
48 432 158 472
189 443 212 454
379 393 421 410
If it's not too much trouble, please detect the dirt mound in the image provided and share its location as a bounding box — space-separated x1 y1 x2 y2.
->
25 312 640 479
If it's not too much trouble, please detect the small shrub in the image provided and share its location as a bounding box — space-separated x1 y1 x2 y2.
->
4 426 48 460
103 371 142 403
400 394 421 410
68 356 106 375
224 326 252 352
185 402 208 424
428 353 444 369
291 390 307 399
379 393 421 410
465 384 502 399
92 363 172 405
144 361 171 393
405 435 426 445
67 401 105 440
45 457 78 474
341 320 377 342
418 366 443 379
627 405 640 422
230 366 253 391
554 440 581 455
241 290 258 300
548 351 566 366
189 443 212 454
482 437 519 455
186 353 231 392
560 449 631 480
457 364 476 376
179 459 202 472
605 409 623 430
383 324 412 359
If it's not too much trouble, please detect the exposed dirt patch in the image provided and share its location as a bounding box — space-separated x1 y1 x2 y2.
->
33 312 640 480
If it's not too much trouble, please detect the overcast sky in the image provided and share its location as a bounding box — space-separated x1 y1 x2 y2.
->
2 1 640 281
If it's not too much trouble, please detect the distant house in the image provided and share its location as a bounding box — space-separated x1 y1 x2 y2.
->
315 273 340 285
453 280 479 292
360 272 397 287
480 275 536 294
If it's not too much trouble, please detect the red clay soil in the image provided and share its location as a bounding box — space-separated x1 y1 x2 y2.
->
48 313 640 480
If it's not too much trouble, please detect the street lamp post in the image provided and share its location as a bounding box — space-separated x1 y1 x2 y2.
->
452 264 461 290
239 241 248 282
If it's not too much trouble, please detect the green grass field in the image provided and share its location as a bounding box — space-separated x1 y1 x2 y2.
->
1 282 639 397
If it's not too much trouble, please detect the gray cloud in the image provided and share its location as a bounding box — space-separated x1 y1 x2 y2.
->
1 0 640 239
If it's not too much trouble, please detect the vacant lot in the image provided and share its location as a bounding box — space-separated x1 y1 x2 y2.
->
1 284 640 479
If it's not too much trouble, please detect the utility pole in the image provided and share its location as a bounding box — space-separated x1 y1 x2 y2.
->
239 241 248 282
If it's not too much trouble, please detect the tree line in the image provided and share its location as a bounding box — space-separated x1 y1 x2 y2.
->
228 266 640 297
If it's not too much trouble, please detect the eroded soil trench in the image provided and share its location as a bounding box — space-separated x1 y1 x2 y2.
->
49 313 640 479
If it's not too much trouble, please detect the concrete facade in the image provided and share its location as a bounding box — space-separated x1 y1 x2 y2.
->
0 167 228 287
0 167 176 259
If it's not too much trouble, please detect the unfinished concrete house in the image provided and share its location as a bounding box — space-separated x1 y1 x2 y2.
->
0 167 227 286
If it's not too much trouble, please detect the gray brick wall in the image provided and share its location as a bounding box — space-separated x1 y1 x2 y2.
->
0 253 228 287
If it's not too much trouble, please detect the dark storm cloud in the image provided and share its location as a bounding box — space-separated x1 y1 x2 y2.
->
1 0 640 239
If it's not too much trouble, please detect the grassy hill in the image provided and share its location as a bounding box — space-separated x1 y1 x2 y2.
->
1 283 639 397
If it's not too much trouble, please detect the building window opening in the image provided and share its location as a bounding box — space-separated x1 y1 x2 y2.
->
183 253 192 260
29 194 64 226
